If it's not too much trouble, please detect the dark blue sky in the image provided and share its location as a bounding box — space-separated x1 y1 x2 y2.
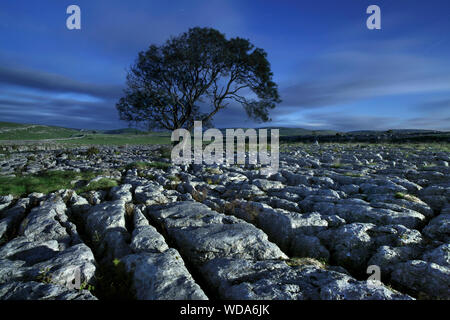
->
0 0 449 131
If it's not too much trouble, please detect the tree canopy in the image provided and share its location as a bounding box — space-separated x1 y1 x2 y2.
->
117 27 281 131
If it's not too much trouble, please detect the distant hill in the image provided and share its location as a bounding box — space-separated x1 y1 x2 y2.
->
102 128 146 135
260 127 337 136
216 127 337 136
1 121 447 143
346 129 443 135
0 122 82 140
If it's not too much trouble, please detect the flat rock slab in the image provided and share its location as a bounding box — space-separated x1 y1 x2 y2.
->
18 196 76 248
201 258 412 300
122 248 208 300
81 200 131 264
0 281 97 300
391 260 450 299
148 201 288 266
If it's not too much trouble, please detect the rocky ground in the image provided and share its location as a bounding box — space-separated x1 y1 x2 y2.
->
0 143 449 300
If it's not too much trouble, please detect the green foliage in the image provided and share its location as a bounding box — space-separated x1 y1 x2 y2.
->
85 146 100 157
0 170 100 197
59 133 171 145
112 258 121 267
343 172 363 177
79 282 95 292
117 27 280 131
285 257 327 269
137 172 155 180
331 162 344 168
394 192 421 203
395 192 406 199
167 175 180 182
0 124 79 140
36 267 53 284
126 161 171 171
77 178 118 194
93 259 135 300
158 146 172 159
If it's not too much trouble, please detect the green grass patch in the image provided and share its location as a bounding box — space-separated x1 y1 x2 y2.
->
0 171 100 196
58 133 171 146
285 257 327 269
77 178 118 193
420 163 437 169
167 175 181 182
0 125 80 140
0 122 26 129
84 146 100 157
343 172 364 177
394 192 421 203
158 146 172 159
331 162 344 168
126 161 171 171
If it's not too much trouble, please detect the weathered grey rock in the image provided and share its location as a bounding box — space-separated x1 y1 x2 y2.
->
311 202 426 229
419 185 449 211
252 179 284 192
201 258 411 300
0 281 97 300
0 236 59 266
109 184 133 202
290 235 330 260
366 194 433 218
84 200 126 236
340 184 360 195
85 190 106 205
122 249 208 300
281 170 311 186
422 244 450 267
391 260 450 299
18 196 74 248
318 223 375 271
368 245 421 278
267 197 302 213
0 195 14 211
130 208 168 253
0 198 29 242
422 214 450 242
81 200 131 264
68 193 90 216
149 201 287 266
0 239 96 292
30 243 96 287
1 143 448 300
0 259 28 284
135 183 167 205
318 223 423 272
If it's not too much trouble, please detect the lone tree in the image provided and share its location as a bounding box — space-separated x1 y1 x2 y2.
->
116 27 281 131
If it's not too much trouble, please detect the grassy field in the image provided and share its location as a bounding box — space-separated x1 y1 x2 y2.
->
0 159 179 197
0 123 80 140
0 122 27 129
279 141 450 153
0 122 172 145
0 170 111 197
58 133 171 145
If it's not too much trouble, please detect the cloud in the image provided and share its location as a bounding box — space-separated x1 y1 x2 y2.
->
398 117 450 131
0 86 125 129
0 65 123 99
298 113 399 131
296 112 450 132
414 99 450 112
279 51 450 109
